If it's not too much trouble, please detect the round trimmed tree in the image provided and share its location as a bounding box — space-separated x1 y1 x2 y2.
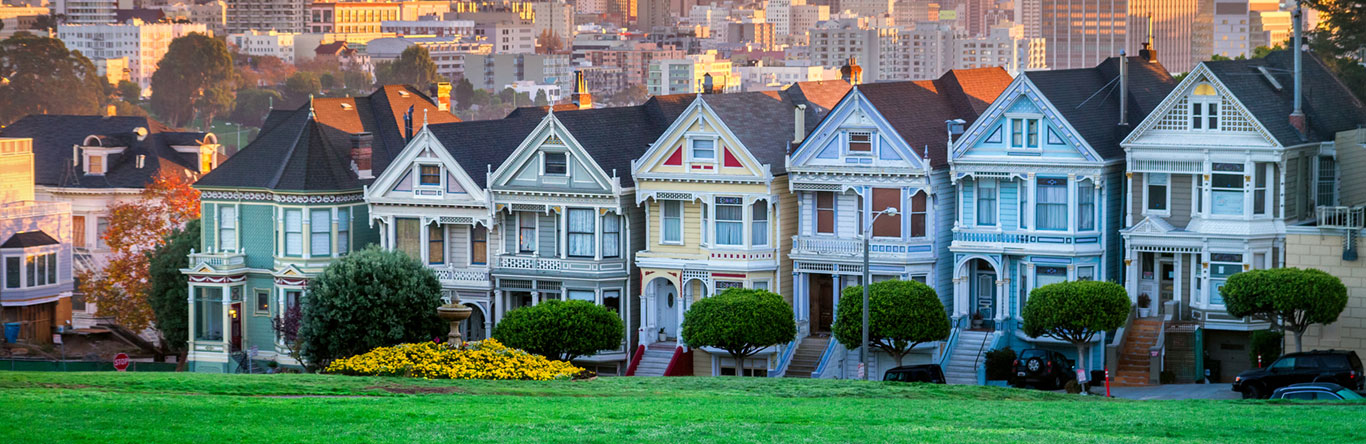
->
833 279 951 367
1021 280 1130 383
299 246 446 370
680 288 795 376
493 299 625 362
1222 267 1347 352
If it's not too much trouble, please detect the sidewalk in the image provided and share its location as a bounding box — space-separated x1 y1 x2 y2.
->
1104 383 1241 400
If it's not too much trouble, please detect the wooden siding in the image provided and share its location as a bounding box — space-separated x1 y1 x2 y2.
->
775 175 796 303
1338 129 1366 206
930 169 955 308
1168 174 1193 227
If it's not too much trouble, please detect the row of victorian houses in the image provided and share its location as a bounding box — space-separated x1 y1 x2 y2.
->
174 49 1366 383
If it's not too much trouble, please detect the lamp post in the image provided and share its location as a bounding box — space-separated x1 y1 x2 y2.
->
861 205 899 380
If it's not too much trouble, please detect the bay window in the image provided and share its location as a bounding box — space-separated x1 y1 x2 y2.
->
1210 163 1244 216
4 256 17 288
976 179 997 226
1035 177 1067 230
568 290 595 301
1035 266 1067 288
1209 253 1243 306
602 214 620 258
714 197 743 246
872 188 902 237
603 290 621 313
1018 181 1028 229
815 191 835 234
751 203 768 246
428 225 444 264
1146 173 1168 212
310 209 331 256
219 205 236 251
1078 180 1095 231
395 218 421 259
284 209 303 256
662 201 681 243
518 212 537 253
568 208 595 258
194 287 224 341
1254 164 1269 215
470 226 487 265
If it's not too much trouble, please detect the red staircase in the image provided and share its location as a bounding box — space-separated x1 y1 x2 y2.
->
1113 318 1163 386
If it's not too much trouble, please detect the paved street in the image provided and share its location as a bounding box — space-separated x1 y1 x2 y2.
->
1105 384 1241 400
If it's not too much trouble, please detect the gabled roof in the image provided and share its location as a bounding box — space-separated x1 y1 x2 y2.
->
1202 50 1366 145
693 91 824 175
1 231 59 249
431 95 694 189
196 85 460 192
814 68 1013 169
1023 57 1176 160
0 115 210 189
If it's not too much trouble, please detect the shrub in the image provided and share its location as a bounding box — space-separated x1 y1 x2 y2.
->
984 347 1016 381
299 246 446 370
493 299 625 362
681 288 795 376
832 280 951 367
1249 330 1284 368
324 339 582 380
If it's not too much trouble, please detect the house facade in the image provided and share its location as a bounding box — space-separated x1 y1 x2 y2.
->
0 137 74 344
785 68 1013 379
1120 51 1366 381
0 115 220 330
185 86 457 372
950 55 1175 374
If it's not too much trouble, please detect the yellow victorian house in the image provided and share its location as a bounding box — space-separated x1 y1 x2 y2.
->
629 87 838 376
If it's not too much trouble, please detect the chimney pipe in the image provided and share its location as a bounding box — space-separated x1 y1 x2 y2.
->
793 104 807 144
573 70 593 109
1119 51 1129 126
1290 0 1306 136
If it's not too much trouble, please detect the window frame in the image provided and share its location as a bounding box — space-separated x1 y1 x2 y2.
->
254 288 271 316
688 137 716 162
1190 91 1220 131
309 208 332 257
750 201 769 246
284 208 304 257
846 130 873 155
1007 115 1041 150
337 207 351 254
427 224 445 264
815 191 836 235
976 179 998 227
567 208 596 258
219 205 237 252
1210 163 1245 217
417 164 442 187
602 213 621 258
517 212 538 254
470 225 488 265
1144 173 1170 216
1078 179 1096 231
1035 177 1068 231
713 197 744 247
543 151 568 176
661 201 682 245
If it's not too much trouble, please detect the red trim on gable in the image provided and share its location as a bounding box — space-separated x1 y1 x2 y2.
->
723 148 742 168
664 146 683 165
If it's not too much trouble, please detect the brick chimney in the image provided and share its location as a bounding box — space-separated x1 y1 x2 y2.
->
840 57 863 85
350 132 373 179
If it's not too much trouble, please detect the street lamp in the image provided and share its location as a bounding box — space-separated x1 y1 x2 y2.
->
861 205 899 380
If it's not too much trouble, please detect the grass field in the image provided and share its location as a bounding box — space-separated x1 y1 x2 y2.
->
1 372 1362 443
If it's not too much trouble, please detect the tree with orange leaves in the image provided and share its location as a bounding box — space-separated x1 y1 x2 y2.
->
78 172 200 335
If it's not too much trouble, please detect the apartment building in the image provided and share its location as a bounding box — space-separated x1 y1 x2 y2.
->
57 21 209 92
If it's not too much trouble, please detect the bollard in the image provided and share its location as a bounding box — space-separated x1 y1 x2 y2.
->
1105 367 1112 398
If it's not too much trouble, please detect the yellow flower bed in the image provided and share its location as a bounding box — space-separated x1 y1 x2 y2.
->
323 339 583 381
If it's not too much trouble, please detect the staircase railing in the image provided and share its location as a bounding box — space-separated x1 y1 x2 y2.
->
624 344 646 376
971 327 991 372
811 338 839 378
1104 308 1136 379
937 316 967 367
768 336 802 378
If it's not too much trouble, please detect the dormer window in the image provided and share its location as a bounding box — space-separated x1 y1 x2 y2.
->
544 152 567 175
847 131 872 154
86 154 106 175
1190 84 1219 131
690 139 715 161
418 165 441 186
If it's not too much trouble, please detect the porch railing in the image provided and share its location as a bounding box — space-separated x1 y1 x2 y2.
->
810 338 839 378
496 255 627 273
430 265 490 284
1317 206 1366 229
188 250 247 269
791 236 931 258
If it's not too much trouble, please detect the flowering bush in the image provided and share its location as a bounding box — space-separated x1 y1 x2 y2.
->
323 339 583 381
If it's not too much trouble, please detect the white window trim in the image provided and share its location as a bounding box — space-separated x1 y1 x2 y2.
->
1205 161 1248 220
218 204 238 252
1189 90 1221 132
660 200 683 245
975 179 1000 228
414 163 443 199
1142 173 1172 217
1004 113 1043 150
517 211 538 254
713 196 745 248
685 134 719 168
541 150 569 177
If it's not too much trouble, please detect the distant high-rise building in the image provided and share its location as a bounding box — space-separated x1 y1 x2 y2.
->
1040 0 1200 73
58 21 209 92
1128 0 1200 71
637 0 672 31
964 0 989 35
51 0 120 25
228 0 304 33
1014 0 1042 37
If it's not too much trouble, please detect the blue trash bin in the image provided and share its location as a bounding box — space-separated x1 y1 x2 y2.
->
3 322 19 343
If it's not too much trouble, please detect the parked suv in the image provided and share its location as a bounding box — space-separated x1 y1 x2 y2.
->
1010 349 1074 390
1232 350 1363 399
883 364 946 384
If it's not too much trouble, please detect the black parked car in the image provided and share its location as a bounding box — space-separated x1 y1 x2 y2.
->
884 364 946 384
1011 349 1074 390
1232 350 1363 399
1270 383 1365 401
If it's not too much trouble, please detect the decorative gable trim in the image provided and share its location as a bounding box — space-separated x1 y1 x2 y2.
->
1122 63 1280 147
632 95 771 182
787 87 926 170
951 76 1103 163
365 125 487 204
487 112 617 193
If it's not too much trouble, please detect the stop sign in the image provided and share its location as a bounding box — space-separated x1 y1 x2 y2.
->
113 353 130 372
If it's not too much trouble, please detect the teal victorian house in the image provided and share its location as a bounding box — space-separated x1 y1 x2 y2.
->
946 54 1175 378
183 86 455 372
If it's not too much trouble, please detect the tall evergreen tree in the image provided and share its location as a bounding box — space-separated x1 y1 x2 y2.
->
149 33 234 129
0 33 105 125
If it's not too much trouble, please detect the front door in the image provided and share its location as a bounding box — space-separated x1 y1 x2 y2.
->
974 272 995 321
658 285 678 340
809 274 834 333
229 302 242 352
1159 260 1175 315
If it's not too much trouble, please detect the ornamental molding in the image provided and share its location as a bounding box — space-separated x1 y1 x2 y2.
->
189 274 246 284
201 190 364 204
951 163 1104 185
789 172 929 188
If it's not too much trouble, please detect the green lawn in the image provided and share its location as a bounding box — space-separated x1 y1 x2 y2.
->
0 372 1361 443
